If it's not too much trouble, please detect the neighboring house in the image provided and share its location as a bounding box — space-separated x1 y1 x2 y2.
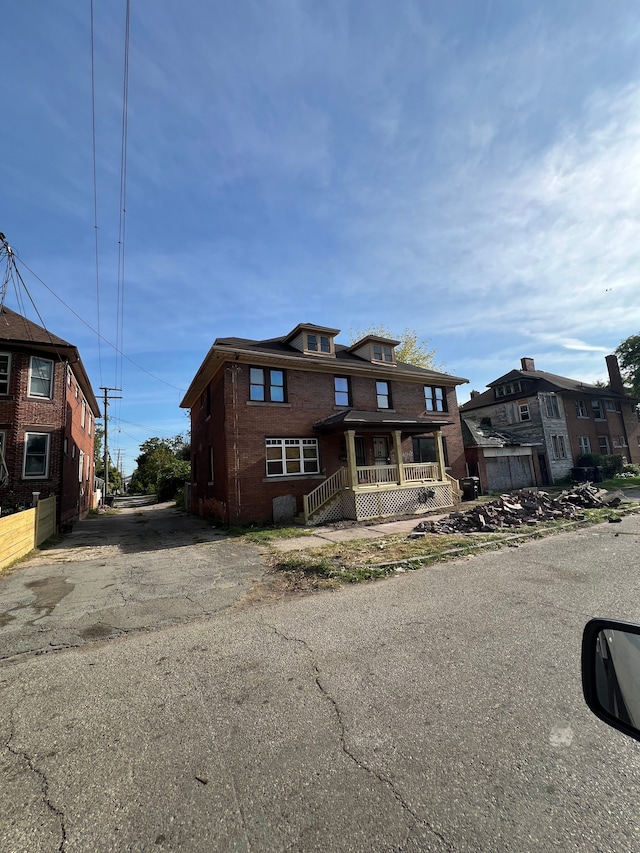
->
0 306 101 526
460 356 640 491
180 323 468 525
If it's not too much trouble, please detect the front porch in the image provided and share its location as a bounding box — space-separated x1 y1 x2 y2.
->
303 425 460 525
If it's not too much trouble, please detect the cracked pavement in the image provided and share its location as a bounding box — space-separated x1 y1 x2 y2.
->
2 506 640 850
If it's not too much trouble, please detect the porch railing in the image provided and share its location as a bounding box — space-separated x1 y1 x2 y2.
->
446 472 461 501
356 464 400 485
303 467 348 521
403 462 439 481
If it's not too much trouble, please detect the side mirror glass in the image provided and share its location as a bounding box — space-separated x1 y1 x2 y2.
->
582 618 640 741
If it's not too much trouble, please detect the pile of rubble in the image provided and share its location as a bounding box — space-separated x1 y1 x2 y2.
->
414 483 624 535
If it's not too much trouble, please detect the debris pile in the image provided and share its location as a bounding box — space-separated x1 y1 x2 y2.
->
414 483 623 535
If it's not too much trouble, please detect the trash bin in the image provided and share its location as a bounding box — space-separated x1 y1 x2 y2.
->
593 466 604 483
461 476 480 500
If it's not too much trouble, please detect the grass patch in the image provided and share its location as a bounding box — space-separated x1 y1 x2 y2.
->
599 476 640 490
227 525 315 543
269 507 637 589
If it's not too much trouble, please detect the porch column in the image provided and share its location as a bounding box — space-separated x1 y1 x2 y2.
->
435 431 445 480
345 430 358 488
393 430 405 485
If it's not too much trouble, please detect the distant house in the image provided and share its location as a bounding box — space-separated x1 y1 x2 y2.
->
0 307 101 526
460 355 640 492
180 323 468 525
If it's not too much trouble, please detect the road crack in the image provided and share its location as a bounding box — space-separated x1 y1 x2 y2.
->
4 715 67 851
265 624 454 851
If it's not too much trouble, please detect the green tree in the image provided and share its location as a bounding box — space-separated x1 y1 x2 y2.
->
615 334 640 398
129 435 190 497
348 325 441 369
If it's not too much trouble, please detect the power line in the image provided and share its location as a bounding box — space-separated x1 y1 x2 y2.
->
115 0 131 393
13 254 186 393
89 0 103 385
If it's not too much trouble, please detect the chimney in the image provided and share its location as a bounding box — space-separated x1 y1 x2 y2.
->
470 390 480 398
521 357 535 372
606 354 625 394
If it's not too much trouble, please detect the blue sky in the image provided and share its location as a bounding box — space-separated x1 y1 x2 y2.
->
3 1 640 474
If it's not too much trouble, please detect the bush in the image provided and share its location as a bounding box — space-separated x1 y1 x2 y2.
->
576 453 624 479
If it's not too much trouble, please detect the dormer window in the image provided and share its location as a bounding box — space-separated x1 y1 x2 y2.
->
307 333 331 354
372 343 393 363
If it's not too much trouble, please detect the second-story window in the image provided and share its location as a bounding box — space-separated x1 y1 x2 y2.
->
425 386 447 412
334 377 350 406
29 357 54 398
0 353 11 395
592 399 604 420
250 367 285 402
376 380 391 409
575 400 588 418
541 393 560 418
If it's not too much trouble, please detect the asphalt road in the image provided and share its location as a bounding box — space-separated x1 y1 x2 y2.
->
2 506 640 852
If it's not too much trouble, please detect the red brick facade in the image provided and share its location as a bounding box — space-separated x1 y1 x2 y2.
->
185 329 467 525
0 311 100 526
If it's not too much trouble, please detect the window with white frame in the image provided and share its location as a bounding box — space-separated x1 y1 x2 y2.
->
541 394 560 418
81 400 86 429
518 403 531 421
0 353 11 395
28 357 53 398
598 435 610 454
612 436 628 448
424 386 447 412
334 377 350 407
376 380 391 409
78 450 85 482
578 436 591 455
605 399 621 412
575 400 588 418
249 367 285 402
592 399 604 419
265 438 319 476
551 434 568 460
23 432 50 478
505 401 530 423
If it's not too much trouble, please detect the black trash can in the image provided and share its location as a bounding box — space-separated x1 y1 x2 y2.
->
593 466 604 483
461 476 480 501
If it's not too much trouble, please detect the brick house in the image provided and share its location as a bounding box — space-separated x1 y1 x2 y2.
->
181 323 468 525
0 307 101 526
460 355 640 491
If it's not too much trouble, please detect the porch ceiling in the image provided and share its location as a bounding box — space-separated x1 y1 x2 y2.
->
313 409 453 434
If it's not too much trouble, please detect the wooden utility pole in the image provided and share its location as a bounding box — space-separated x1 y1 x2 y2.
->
100 387 122 499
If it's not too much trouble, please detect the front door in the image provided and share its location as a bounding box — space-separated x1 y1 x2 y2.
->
373 436 389 466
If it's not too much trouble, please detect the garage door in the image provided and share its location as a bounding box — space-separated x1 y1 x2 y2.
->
486 455 534 492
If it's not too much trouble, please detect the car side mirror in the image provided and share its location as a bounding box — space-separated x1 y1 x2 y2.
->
582 618 640 742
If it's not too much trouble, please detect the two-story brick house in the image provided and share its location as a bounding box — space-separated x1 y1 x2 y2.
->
460 355 640 491
181 323 468 525
0 306 101 526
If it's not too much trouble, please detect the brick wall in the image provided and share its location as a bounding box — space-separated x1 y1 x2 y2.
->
0 350 96 523
190 361 467 524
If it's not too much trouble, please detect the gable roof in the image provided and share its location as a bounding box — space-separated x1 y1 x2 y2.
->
181 328 468 409
0 306 100 415
461 365 634 412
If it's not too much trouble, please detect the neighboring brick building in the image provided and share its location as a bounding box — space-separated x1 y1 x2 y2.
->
460 355 640 492
0 307 101 526
181 323 468 525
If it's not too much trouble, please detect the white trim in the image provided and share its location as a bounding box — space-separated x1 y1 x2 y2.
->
265 437 319 477
23 432 51 478
28 356 54 399
0 352 11 395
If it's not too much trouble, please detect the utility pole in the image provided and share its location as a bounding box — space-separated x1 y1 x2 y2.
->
100 387 122 499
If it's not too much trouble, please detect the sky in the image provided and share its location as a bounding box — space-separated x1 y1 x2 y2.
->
2 1 640 475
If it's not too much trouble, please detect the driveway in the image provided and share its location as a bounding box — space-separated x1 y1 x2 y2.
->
0 502 267 663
